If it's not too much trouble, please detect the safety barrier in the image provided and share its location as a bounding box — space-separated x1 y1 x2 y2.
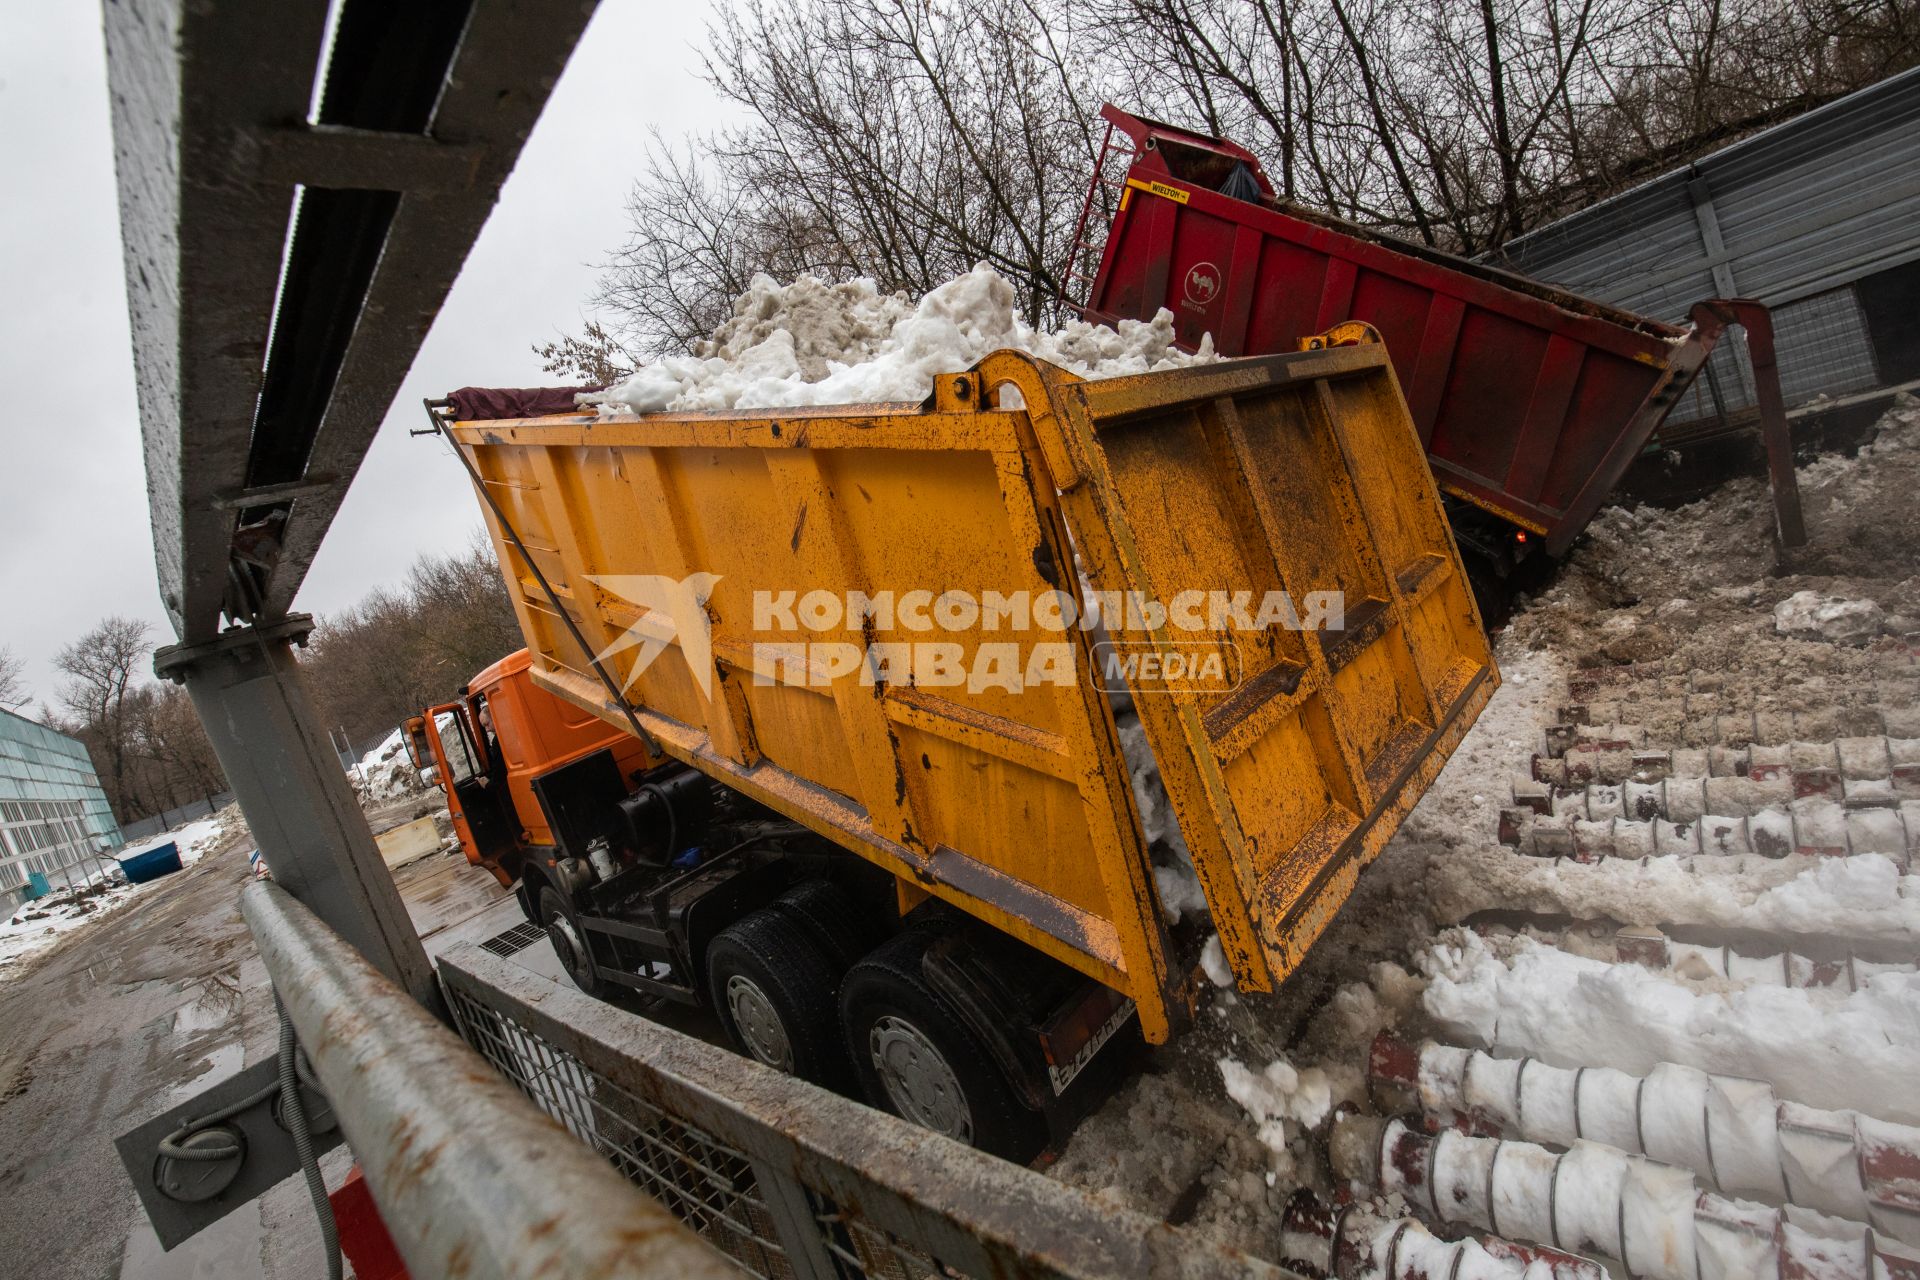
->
248 876 1286 1279
244 881 734 1279
436 943 1288 1280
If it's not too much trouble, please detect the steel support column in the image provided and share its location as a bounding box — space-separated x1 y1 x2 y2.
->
153 615 435 1010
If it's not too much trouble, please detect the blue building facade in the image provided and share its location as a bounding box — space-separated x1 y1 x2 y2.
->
0 708 124 911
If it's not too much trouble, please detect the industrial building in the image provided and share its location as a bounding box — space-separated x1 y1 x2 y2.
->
1489 66 1920 432
0 707 124 912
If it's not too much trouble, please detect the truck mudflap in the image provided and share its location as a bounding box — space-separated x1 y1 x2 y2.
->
441 344 1494 1042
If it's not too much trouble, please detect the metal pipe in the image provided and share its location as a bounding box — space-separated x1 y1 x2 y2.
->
1370 1034 1920 1241
1507 804 1920 865
240 880 733 1280
1532 735 1920 789
1514 772 1920 823
1279 1192 1605 1279
1451 926 1914 993
1330 1115 1920 1280
1550 707 1920 752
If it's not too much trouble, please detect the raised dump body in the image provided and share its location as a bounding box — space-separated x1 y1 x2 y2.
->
1069 105 1804 561
437 347 1496 1044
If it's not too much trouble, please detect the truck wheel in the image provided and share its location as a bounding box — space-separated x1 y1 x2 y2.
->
839 928 1042 1162
771 878 873 975
540 888 606 999
706 910 851 1088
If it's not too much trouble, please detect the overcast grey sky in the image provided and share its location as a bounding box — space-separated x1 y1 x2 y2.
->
0 0 729 710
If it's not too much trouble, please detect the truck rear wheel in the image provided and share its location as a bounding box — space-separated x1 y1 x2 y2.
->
838 928 1042 1162
770 878 873 975
706 909 850 1089
540 887 606 999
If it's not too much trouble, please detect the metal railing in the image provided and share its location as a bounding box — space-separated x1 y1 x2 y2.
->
247 875 1289 1279
242 880 735 1279
437 943 1291 1280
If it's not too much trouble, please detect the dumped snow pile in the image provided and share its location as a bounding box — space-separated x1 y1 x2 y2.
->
357 728 427 802
585 264 1214 414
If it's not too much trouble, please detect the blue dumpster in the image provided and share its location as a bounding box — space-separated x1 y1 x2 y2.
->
119 840 183 884
23 870 51 900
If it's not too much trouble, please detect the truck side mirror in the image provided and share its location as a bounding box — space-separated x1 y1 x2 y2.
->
403 717 434 770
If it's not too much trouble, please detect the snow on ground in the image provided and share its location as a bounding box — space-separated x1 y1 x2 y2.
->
119 814 226 867
1420 926 1920 1122
585 264 1214 414
1048 393 1920 1261
0 808 243 977
356 727 429 803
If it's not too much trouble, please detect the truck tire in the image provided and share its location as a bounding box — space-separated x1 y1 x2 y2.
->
706 909 851 1089
838 928 1043 1162
540 887 607 999
771 878 873 975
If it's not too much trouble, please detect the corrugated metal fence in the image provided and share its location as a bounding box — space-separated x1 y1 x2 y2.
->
1490 68 1920 427
118 792 236 845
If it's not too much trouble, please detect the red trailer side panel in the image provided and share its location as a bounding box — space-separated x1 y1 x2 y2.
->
1079 107 1694 545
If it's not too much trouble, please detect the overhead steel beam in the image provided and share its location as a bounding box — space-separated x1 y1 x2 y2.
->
104 0 332 641
105 0 599 643
258 0 601 619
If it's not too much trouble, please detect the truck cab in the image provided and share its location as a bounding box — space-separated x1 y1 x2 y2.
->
405 649 1134 1161
407 649 657 892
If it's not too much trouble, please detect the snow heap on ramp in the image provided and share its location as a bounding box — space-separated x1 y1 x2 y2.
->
584 264 1214 414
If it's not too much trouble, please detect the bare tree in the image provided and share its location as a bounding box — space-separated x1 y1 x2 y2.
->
55 617 153 820
567 0 1919 359
303 532 526 750
0 645 27 711
128 685 226 806
586 0 1117 356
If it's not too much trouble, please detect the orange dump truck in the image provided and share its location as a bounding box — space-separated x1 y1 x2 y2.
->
409 343 1495 1157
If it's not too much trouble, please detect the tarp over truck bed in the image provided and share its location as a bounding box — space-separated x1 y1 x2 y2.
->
437 346 1496 1042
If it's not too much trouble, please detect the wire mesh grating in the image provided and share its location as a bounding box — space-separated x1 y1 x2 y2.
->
447 982 797 1277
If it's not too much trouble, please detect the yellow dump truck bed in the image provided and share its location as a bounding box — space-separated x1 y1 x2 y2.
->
443 345 1496 1042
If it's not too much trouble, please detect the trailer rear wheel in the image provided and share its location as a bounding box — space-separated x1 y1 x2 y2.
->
539 888 606 999
706 909 850 1088
839 928 1042 1162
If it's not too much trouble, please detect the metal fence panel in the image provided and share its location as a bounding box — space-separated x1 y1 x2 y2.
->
438 942 1295 1280
1489 67 1920 416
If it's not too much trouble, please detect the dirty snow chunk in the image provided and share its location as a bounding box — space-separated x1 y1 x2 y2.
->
587 264 1215 415
1116 713 1190 860
358 728 428 802
1772 590 1886 644
1218 1055 1334 1155
1153 864 1208 926
1420 929 1920 1122
1200 934 1234 988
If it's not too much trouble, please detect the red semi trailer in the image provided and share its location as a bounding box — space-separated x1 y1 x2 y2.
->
1068 105 1805 615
